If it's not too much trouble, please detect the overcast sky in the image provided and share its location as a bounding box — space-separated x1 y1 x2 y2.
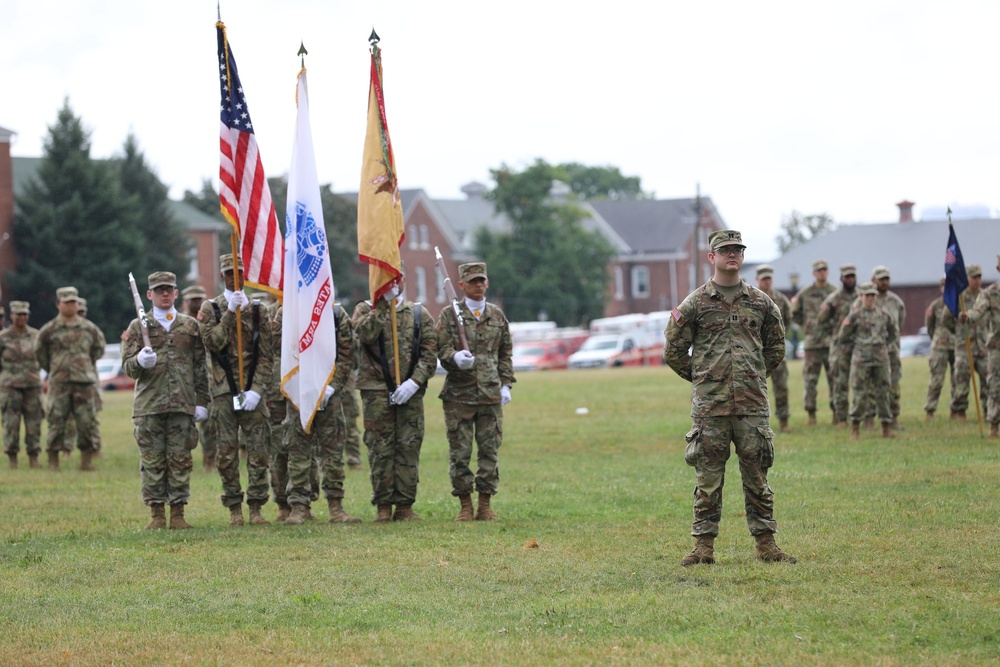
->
2 0 997 260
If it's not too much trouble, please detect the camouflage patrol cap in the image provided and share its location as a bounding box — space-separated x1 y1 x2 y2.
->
872 265 890 280
840 264 856 277
708 229 745 251
148 271 177 290
459 262 488 281
77 298 87 311
9 301 29 315
967 264 982 277
755 264 774 278
56 286 80 303
858 282 878 296
219 253 244 273
812 260 828 271
181 285 208 300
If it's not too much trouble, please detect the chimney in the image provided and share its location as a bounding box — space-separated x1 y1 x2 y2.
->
460 181 487 200
896 200 915 223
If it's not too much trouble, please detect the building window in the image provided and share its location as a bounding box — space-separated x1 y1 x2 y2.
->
187 244 199 281
435 265 446 303
614 266 624 300
631 265 650 298
420 224 430 249
414 266 427 303
409 224 418 250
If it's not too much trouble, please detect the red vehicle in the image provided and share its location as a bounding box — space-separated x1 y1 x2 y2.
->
512 340 572 372
97 357 135 391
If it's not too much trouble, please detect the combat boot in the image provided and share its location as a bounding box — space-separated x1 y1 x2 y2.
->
169 504 193 530
247 503 270 525
951 410 966 422
754 533 797 563
275 503 291 523
925 411 934 422
989 424 999 439
304 506 316 521
680 536 715 566
203 455 217 472
47 452 60 471
475 493 497 521
882 422 895 439
80 450 97 472
393 505 421 521
328 498 361 523
807 411 817 426
146 504 166 530
284 504 308 525
455 494 474 522
850 422 860 441
7 453 16 469
778 418 790 433
374 504 393 523
863 416 875 430
228 505 245 527
28 454 39 468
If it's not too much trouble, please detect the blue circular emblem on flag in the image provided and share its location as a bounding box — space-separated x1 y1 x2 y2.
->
290 201 326 288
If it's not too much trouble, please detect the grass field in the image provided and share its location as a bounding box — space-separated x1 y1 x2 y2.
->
0 358 997 666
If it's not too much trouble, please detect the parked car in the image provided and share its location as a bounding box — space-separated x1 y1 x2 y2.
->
900 327 931 358
512 340 571 372
568 334 644 369
97 344 135 391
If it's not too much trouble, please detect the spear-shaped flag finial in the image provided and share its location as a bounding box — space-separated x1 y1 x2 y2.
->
298 41 308 68
947 206 953 223
369 28 380 45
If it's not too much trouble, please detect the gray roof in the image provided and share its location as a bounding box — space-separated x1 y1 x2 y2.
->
0 126 14 141
749 218 1000 290
588 198 709 254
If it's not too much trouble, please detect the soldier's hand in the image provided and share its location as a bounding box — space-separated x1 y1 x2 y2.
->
321 385 335 408
501 385 512 406
454 350 475 370
382 283 400 303
194 406 209 422
389 379 419 406
241 390 262 411
137 346 157 369
227 290 249 313
958 312 969 323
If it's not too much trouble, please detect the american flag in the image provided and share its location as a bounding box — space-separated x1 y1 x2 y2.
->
216 21 283 294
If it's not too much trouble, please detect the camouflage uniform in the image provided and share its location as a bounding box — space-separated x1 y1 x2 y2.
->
964 268 1000 429
946 281 988 416
0 305 44 460
182 285 215 468
838 291 897 424
437 297 515 499
122 299 209 508
759 286 791 422
198 290 274 511
663 275 786 540
262 301 292 513
816 267 859 424
34 290 106 462
867 285 905 419
923 292 955 416
791 266 837 419
342 341 363 468
353 297 438 512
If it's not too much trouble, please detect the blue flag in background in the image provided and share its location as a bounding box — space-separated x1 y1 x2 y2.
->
943 223 968 316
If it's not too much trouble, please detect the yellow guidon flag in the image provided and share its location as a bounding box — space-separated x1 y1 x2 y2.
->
357 30 404 303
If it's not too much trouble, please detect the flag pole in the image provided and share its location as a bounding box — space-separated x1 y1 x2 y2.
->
390 292 402 386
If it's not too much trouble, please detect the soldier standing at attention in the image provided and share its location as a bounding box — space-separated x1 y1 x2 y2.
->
960 255 1000 438
754 265 792 433
121 272 210 529
816 264 858 426
664 230 795 567
198 254 274 526
0 301 44 468
871 266 906 427
182 285 216 470
946 264 988 421
34 287 105 471
791 260 837 425
923 278 955 420
838 282 897 440
436 262 515 521
352 276 438 522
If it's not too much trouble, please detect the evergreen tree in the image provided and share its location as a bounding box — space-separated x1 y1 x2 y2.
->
8 100 143 337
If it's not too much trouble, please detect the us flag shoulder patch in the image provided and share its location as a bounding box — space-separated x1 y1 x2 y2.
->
120 329 129 342
671 307 683 323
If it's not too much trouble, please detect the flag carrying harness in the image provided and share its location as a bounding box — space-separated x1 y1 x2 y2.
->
210 301 263 399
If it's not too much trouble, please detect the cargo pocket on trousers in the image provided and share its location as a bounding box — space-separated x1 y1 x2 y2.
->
186 417 199 450
756 424 775 469
683 427 701 467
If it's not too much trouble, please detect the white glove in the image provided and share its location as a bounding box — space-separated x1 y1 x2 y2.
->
137 347 157 369
500 385 512 406
227 291 249 313
194 406 209 422
382 284 400 303
454 350 475 370
390 379 420 406
321 385 335 408
241 390 261 411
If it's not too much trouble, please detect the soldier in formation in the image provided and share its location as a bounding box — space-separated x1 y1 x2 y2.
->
0 301 44 468
182 284 217 470
870 266 906 427
755 265 792 432
961 255 1000 438
791 260 836 425
947 264 988 421
923 278 955 420
816 264 858 426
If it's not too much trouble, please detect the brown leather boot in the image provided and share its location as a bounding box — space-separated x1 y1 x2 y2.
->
925 411 934 422
247 503 270 525
951 410 966 422
863 416 875 430
28 454 39 468
455 494 474 522
284 504 309 525
47 452 60 471
146 504 166 530
80 450 97 472
990 424 999 439
393 505 421 521
882 422 895 439
328 498 361 523
475 493 497 521
228 505 245 527
850 422 860 441
7 453 17 469
778 418 790 433
374 504 393 523
275 504 291 523
807 411 817 426
754 533 797 563
680 535 715 566
304 506 316 521
169 504 193 529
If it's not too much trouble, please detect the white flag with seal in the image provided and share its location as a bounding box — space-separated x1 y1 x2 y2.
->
281 67 336 433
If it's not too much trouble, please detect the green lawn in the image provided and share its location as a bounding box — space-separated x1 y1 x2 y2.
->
0 358 996 666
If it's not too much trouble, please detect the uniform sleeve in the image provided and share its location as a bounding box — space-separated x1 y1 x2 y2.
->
497 315 514 387
331 312 354 392
353 299 389 345
836 314 855 349
791 289 805 327
410 305 439 385
966 289 990 325
436 305 462 371
887 312 899 343
90 323 106 363
762 299 786 377
248 306 272 398
34 325 50 372
121 320 144 379
199 299 234 354
925 301 937 340
663 301 695 382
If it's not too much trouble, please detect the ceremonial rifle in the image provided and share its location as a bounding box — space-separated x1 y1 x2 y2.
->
434 246 469 351
128 272 152 349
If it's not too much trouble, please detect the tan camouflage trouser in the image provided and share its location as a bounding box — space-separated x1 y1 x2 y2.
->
1 386 44 455
133 413 197 506
443 401 504 496
850 363 891 424
952 348 988 414
987 349 1000 425
62 391 102 453
46 382 99 454
361 389 424 506
211 395 271 508
683 415 778 538
923 348 955 414
802 348 833 414
342 388 362 465
284 396 349 507
768 360 789 420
